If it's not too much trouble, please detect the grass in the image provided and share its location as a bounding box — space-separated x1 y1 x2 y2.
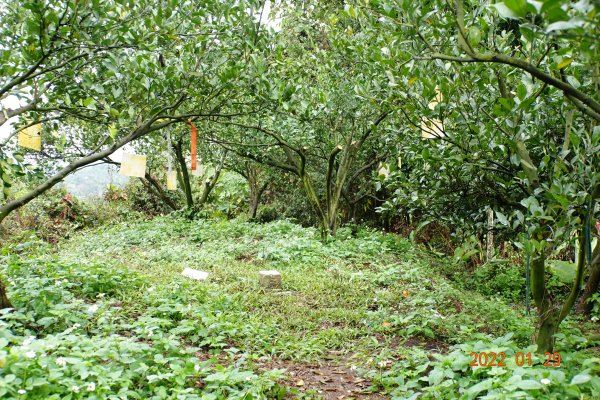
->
1 216 598 399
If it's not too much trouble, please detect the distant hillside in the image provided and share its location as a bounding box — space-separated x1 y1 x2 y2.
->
63 163 128 199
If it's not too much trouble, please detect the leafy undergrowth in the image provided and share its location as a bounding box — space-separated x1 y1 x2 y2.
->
0 216 598 399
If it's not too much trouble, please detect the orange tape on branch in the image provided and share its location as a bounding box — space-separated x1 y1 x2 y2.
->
186 119 197 171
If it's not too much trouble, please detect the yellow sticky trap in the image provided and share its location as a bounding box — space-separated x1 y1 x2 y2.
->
428 86 443 110
378 163 390 177
421 118 445 139
166 171 177 190
18 123 42 151
119 153 146 178
421 86 445 139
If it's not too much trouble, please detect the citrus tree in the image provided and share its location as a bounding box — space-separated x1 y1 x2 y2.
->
355 0 599 352
0 0 264 307
203 5 397 236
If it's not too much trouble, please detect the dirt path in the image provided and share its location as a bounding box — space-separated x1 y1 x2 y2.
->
259 359 387 399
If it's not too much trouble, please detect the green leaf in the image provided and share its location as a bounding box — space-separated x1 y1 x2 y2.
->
557 58 572 69
527 0 543 13
566 76 580 88
108 124 118 139
83 97 96 108
466 379 493 396
498 97 514 111
495 211 509 226
516 379 543 390
468 27 482 46
546 18 586 32
570 374 592 385
492 3 521 19
547 260 576 284
505 0 527 17
516 84 527 100
344 5 357 18
421 148 430 160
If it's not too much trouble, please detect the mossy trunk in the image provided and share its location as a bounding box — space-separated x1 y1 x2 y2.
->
249 181 268 220
300 173 328 236
246 166 269 220
530 233 586 354
530 254 553 353
535 309 560 354
0 279 13 309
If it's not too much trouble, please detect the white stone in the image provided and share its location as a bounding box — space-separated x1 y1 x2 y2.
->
181 268 208 281
259 270 282 289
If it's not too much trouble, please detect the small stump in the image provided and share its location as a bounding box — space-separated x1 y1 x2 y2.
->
259 270 281 289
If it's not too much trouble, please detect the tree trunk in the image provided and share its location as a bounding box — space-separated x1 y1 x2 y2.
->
325 141 356 236
300 172 328 236
530 254 554 353
146 174 179 211
249 181 268 220
245 164 270 220
174 139 194 208
530 232 586 353
577 240 600 315
536 309 560 354
326 200 340 236
250 196 259 220
0 279 13 309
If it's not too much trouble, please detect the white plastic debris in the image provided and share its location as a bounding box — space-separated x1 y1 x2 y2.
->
181 268 208 281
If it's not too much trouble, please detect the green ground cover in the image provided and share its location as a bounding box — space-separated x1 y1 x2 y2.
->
1 217 598 399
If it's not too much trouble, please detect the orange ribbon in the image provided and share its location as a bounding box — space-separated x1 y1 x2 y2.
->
186 119 197 171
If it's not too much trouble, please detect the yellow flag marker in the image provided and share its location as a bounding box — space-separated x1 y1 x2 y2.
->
18 123 42 151
166 170 177 190
119 153 147 178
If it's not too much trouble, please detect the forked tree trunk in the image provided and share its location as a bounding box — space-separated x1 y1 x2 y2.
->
249 181 269 220
300 172 328 236
535 309 560 354
531 234 586 353
174 139 194 208
244 164 270 220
